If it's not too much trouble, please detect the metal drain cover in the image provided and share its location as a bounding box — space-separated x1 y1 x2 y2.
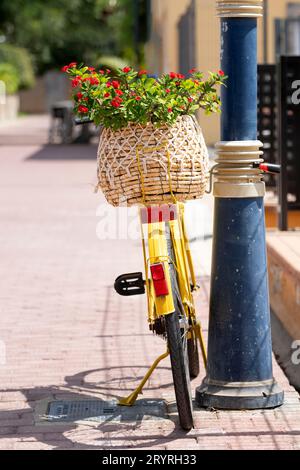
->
46 399 167 423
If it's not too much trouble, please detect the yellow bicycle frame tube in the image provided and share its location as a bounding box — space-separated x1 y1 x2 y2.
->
178 203 197 290
169 218 193 315
147 221 175 316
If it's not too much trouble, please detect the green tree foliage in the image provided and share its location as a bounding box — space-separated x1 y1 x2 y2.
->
0 0 145 73
0 63 20 94
0 44 35 89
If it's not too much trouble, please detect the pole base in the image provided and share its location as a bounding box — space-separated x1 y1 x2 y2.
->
196 377 284 410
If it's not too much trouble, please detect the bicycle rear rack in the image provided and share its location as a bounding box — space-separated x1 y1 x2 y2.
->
114 272 145 296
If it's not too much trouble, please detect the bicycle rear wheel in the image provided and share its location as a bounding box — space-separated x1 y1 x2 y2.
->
188 331 200 379
165 225 194 431
165 311 194 430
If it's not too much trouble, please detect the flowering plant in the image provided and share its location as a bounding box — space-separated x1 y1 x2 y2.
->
62 62 226 130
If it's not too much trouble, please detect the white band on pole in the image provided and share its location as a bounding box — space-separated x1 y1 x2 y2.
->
216 1 263 18
213 140 265 198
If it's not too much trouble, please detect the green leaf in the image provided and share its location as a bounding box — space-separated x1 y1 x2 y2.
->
144 78 156 90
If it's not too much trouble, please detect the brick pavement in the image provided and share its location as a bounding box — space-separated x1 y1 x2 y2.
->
0 116 299 450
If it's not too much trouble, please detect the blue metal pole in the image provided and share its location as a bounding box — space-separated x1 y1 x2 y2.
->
221 18 258 141
196 1 284 409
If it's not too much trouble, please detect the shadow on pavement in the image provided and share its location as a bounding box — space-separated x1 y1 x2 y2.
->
2 374 300 450
26 144 98 161
0 366 182 450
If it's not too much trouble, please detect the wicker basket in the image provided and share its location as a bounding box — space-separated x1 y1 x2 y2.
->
96 115 209 207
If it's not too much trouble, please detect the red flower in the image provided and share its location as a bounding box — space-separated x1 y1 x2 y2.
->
71 78 81 88
106 69 111 74
99 70 105 74
115 89 123 96
61 62 77 72
78 105 89 113
106 82 112 88
165 88 171 94
189 68 196 74
138 70 147 76
83 97 89 102
111 80 120 89
219 70 225 76
111 97 123 108
170 72 185 80
76 92 83 100
104 92 110 98
123 66 131 73
188 97 193 103
89 77 99 85
88 67 95 72
83 76 99 85
135 96 141 101
168 108 172 113
193 79 200 85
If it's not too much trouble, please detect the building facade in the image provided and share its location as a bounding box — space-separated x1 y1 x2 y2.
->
146 0 298 144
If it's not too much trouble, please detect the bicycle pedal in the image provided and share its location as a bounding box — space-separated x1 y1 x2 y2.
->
191 284 200 292
114 272 145 296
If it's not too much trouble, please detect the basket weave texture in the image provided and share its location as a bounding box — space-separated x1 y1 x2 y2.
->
96 115 209 206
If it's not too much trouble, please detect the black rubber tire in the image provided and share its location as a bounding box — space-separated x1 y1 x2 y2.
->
187 333 200 379
165 223 194 431
165 311 194 431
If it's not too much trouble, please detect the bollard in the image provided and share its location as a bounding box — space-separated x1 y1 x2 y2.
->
196 1 284 409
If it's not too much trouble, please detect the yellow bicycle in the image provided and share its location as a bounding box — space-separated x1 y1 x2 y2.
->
114 202 207 430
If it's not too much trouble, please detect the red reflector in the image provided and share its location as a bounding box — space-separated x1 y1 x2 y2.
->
259 163 268 172
151 263 164 280
150 263 169 296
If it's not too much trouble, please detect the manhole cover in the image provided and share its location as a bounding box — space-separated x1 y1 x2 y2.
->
45 399 167 423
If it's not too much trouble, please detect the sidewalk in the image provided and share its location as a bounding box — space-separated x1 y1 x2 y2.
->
0 115 299 450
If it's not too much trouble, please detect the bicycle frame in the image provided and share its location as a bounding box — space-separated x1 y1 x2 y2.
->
118 202 207 407
140 203 198 320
